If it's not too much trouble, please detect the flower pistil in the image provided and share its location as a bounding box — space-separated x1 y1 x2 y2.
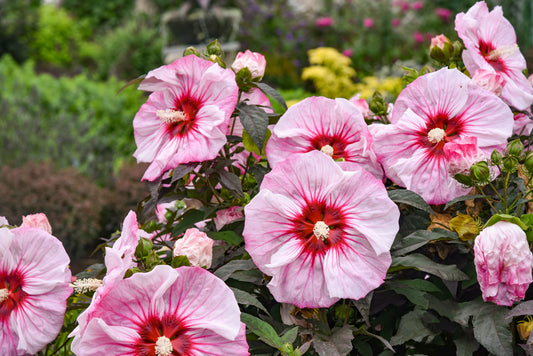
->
155 336 173 356
313 221 330 242
0 288 9 302
157 109 187 124
428 128 446 144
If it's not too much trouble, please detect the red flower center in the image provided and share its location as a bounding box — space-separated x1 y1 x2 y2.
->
163 95 201 137
0 271 26 321
479 40 507 73
135 314 192 356
310 132 361 161
291 200 347 255
418 112 463 155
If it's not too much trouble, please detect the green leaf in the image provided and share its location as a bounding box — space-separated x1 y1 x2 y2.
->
171 255 191 268
116 74 145 95
484 213 528 230
388 189 435 215
506 300 533 320
392 229 457 256
353 292 373 327
230 287 270 315
217 170 244 198
390 309 438 346
454 334 480 356
242 127 271 156
206 230 242 246
213 259 257 281
472 303 513 356
171 209 205 236
237 102 269 151
444 194 486 210
391 254 468 281
256 82 287 111
313 326 354 356
387 280 440 309
280 326 299 345
241 313 283 349
355 327 395 352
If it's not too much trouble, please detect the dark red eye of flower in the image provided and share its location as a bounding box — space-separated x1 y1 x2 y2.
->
135 314 191 356
0 271 26 321
478 40 509 73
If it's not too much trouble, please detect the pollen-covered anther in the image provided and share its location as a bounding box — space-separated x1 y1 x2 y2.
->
155 336 174 356
71 278 103 294
0 288 9 302
487 44 519 61
427 128 446 144
313 221 330 242
157 109 187 124
320 145 334 157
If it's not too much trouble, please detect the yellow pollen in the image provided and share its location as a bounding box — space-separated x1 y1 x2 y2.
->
486 44 519 61
427 128 446 144
0 288 9 302
313 221 330 242
155 336 173 356
157 109 187 124
320 145 334 157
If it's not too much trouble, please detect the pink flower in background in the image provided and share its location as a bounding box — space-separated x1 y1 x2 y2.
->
513 113 533 136
412 1 423 10
391 18 401 27
372 68 513 204
471 69 505 96
75 265 249 355
20 213 52 234
348 94 371 118
315 16 333 28
363 18 374 28
232 50 267 80
244 151 399 308
214 206 244 231
342 48 353 57
455 1 533 110
0 226 71 355
474 221 532 306
133 55 239 181
413 31 424 43
71 211 141 353
266 96 383 180
435 8 452 22
173 228 214 268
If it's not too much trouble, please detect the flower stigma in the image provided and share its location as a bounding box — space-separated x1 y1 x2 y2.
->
70 278 103 294
157 109 187 124
486 44 519 61
427 128 446 144
320 145 334 157
155 336 173 356
313 221 330 242
0 288 9 302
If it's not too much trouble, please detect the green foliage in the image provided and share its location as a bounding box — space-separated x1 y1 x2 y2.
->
0 0 40 63
62 0 134 32
0 55 145 180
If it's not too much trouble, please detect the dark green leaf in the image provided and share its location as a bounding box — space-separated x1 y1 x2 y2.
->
237 102 269 151
280 326 299 345
230 287 269 315
171 163 197 184
355 327 395 353
241 313 283 348
313 326 354 356
388 189 435 215
171 255 191 268
171 209 204 236
207 230 242 246
506 300 533 320
392 228 457 255
387 280 440 309
444 194 486 210
454 334 480 356
472 303 513 356
390 309 438 346
256 82 287 111
213 259 257 281
217 170 244 198
353 292 373 327
391 254 468 281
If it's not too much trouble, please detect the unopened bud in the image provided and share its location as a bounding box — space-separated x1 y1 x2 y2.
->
429 34 453 63
491 149 503 165
502 156 518 173
469 161 490 182
507 139 525 158
369 92 388 116
523 151 533 173
183 46 200 57
454 173 474 186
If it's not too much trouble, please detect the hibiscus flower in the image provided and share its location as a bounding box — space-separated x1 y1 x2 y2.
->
0 226 72 355
244 151 399 308
74 265 249 355
372 67 513 205
133 55 239 181
455 1 533 110
266 96 383 180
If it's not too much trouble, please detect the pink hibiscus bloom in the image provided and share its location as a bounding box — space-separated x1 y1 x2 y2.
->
71 211 141 353
372 68 513 205
474 221 533 306
0 226 72 355
266 96 384 180
20 213 52 234
455 1 533 110
244 151 399 308
75 265 249 355
133 55 239 181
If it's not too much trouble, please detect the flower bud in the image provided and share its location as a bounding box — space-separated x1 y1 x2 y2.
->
453 173 473 186
523 151 533 172
21 213 52 234
429 34 453 63
469 161 490 182
232 50 266 80
173 228 214 268
490 149 503 165
369 92 388 116
507 139 525 158
502 156 518 173
183 46 200 57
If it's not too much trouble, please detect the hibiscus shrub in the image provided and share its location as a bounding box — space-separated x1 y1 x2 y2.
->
5 2 533 356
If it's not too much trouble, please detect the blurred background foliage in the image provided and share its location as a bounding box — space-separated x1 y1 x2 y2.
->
0 0 531 265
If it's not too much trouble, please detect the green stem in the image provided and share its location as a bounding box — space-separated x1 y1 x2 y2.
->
476 185 497 213
503 171 511 213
